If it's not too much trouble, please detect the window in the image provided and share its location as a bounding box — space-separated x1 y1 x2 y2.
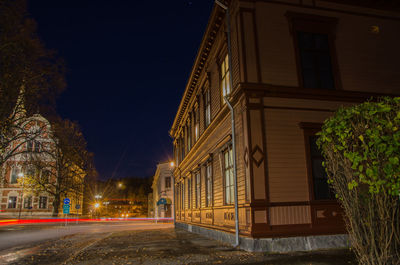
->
10 167 19 184
204 88 211 128
205 161 213 207
39 196 47 209
297 32 335 89
174 142 179 166
195 171 201 208
181 181 185 210
187 178 191 209
187 123 192 152
223 146 234 204
221 54 231 99
8 196 17 208
180 136 185 162
301 122 334 201
194 106 200 142
27 140 41 152
34 140 41 152
24 196 32 209
165 177 171 189
308 135 334 200
176 182 180 211
27 140 33 152
287 12 339 90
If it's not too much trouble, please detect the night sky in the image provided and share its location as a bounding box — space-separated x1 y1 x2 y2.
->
28 1 214 179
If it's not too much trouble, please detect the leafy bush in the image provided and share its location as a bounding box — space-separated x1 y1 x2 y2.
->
318 97 400 265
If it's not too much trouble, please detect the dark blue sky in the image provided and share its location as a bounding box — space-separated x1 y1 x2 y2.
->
28 1 214 179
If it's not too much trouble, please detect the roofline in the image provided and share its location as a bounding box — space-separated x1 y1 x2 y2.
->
170 3 225 137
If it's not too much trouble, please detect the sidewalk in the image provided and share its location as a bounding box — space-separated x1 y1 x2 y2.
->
9 228 357 265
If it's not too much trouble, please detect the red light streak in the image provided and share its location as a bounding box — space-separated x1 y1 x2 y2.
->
0 217 173 226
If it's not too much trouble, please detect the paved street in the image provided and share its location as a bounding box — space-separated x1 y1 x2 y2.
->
0 221 356 265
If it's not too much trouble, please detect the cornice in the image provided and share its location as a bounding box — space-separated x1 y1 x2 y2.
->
175 86 244 175
240 82 400 102
170 4 225 137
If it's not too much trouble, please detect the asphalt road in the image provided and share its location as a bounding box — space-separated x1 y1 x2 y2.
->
0 221 172 264
0 221 172 251
0 221 357 265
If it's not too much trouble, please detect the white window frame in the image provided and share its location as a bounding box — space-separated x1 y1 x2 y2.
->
205 161 213 207
221 54 231 100
8 196 17 209
39 196 48 209
223 146 234 205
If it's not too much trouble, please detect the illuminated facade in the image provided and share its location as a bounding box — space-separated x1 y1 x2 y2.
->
0 93 84 217
170 0 400 251
152 162 174 218
0 113 56 217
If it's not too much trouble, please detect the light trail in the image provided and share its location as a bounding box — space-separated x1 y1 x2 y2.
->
0 217 173 226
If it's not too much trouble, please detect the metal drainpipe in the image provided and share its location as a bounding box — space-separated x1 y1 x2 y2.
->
225 97 240 248
215 0 240 248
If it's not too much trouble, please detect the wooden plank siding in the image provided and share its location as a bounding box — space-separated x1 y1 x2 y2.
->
265 107 332 203
254 1 400 92
172 0 400 239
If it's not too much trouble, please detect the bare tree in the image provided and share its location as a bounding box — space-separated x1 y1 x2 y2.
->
0 88 47 175
0 0 65 121
1 0 65 169
23 119 94 216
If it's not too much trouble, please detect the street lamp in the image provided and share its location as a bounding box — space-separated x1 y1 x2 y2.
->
18 172 24 220
94 202 100 218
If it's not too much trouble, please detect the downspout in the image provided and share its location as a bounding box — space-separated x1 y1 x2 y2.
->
225 97 240 248
215 0 240 248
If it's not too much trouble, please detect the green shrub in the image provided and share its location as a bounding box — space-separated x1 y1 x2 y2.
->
318 97 400 265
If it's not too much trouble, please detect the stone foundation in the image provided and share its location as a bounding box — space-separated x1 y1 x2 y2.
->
175 222 349 252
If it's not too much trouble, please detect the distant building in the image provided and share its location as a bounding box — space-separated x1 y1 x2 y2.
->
170 0 400 251
152 162 173 218
91 178 151 218
0 90 84 217
100 199 142 218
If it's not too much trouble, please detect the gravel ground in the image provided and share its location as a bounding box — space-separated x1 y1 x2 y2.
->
6 228 357 265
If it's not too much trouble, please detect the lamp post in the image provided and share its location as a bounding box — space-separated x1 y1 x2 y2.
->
18 172 25 220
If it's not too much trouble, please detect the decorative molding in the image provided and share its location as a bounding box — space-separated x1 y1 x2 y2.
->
251 145 264 168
